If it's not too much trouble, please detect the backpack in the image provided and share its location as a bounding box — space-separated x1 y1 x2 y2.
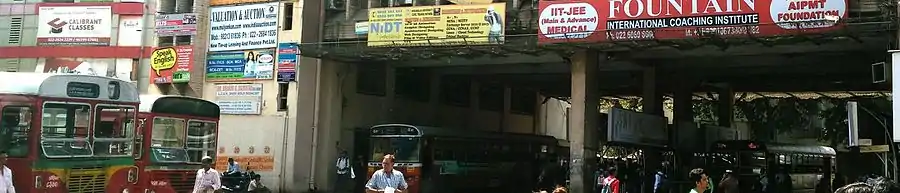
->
601 178 618 193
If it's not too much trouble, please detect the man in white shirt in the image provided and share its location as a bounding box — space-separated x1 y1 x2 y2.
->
192 156 221 193
0 151 14 193
365 154 407 193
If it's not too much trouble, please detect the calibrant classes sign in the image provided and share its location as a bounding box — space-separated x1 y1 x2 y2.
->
537 0 847 43
208 2 279 52
37 6 112 46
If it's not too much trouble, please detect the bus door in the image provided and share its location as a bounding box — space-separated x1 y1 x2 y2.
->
0 103 32 190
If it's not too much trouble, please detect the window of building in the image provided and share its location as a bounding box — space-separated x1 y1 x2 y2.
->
478 83 503 112
395 68 430 102
381 0 413 7
439 76 470 107
510 88 536 115
278 82 289 111
356 63 386 96
283 3 294 30
158 36 175 47
7 17 22 45
1 106 30 157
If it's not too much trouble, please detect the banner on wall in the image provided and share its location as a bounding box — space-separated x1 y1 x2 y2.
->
155 13 198 36
367 3 506 47
215 84 263 115
208 3 279 52
276 43 297 82
36 6 112 46
536 0 848 43
118 15 143 46
150 46 194 84
206 49 275 81
37 58 132 81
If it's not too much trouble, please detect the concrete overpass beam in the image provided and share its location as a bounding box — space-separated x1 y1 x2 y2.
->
383 64 396 122
717 85 734 128
568 50 602 193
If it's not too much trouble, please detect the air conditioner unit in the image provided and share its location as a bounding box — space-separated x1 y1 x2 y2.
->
326 0 346 10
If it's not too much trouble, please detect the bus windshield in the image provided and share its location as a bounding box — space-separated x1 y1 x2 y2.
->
40 103 92 157
93 106 136 157
186 121 216 163
150 117 189 162
369 137 421 162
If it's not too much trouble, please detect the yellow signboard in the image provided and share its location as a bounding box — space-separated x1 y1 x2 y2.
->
210 0 274 6
367 3 506 47
150 47 177 76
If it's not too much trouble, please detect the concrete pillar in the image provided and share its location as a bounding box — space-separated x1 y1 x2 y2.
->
672 77 695 177
641 64 663 193
382 65 396 122
428 71 441 124
468 80 480 129
717 86 734 128
568 50 601 193
500 86 512 132
534 93 544 134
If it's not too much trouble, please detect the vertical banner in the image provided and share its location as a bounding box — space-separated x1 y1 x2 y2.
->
208 3 279 52
155 13 198 36
206 49 275 81
150 46 194 84
276 43 297 82
215 84 263 115
36 6 112 46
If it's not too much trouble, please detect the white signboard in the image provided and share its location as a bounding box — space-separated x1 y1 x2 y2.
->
208 3 279 52
891 51 900 142
215 83 263 115
37 6 112 46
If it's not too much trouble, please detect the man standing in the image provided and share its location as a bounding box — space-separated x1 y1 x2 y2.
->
601 167 620 193
192 156 221 193
483 5 503 44
366 154 408 193
689 168 709 193
0 151 14 193
336 150 355 193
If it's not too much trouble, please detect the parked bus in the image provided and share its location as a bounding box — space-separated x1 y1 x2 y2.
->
707 140 836 193
133 95 220 193
0 72 139 192
366 124 558 193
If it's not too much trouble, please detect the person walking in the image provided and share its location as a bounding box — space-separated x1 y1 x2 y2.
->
689 168 709 193
365 154 408 193
717 170 739 193
336 150 355 193
192 156 221 193
600 167 620 193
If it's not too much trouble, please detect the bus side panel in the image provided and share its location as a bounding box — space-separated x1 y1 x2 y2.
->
8 158 33 192
106 165 132 193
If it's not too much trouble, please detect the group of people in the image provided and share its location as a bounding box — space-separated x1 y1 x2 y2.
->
192 156 269 193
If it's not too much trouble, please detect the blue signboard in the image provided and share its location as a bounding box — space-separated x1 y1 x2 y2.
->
206 49 275 81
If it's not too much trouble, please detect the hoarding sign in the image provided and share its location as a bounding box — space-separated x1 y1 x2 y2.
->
208 3 279 52
150 46 194 84
155 13 198 36
537 0 848 43
210 0 276 6
367 3 506 47
36 6 112 46
206 49 275 81
276 43 297 82
215 83 263 115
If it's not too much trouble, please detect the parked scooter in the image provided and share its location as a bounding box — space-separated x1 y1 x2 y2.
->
221 171 252 192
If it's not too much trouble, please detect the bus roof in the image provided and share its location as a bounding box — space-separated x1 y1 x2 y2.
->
712 140 837 155
371 124 559 144
139 95 220 119
0 72 139 103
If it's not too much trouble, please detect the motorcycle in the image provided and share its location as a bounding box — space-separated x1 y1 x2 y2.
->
220 171 252 192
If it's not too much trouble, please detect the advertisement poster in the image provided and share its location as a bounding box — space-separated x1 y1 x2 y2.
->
210 0 275 6
367 3 506 47
206 49 275 81
37 6 112 46
155 13 198 36
276 43 297 82
150 46 194 84
537 0 847 43
208 3 279 52
215 84 263 115
117 15 143 46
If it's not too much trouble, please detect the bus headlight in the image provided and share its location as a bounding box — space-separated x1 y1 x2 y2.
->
127 167 138 184
34 176 42 189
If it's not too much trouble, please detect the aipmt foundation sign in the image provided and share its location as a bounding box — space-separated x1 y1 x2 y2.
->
37 6 112 46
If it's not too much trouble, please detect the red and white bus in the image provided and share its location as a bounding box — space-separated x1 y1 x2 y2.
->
133 95 220 193
0 72 139 193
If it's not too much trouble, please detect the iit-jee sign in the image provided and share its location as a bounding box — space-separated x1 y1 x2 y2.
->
537 0 847 43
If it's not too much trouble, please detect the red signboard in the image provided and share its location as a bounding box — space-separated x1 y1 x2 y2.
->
537 0 848 43
150 45 194 84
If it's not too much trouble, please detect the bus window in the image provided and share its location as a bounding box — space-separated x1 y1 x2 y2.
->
369 137 421 162
94 106 135 156
151 118 186 148
186 120 216 163
433 139 457 161
40 103 92 157
0 106 30 157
